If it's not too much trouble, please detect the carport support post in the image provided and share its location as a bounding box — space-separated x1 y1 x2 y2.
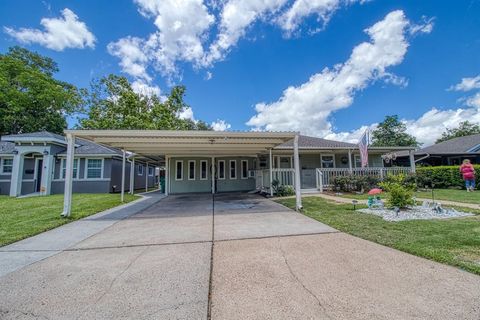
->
293 134 302 211
145 162 149 192
165 156 169 195
348 149 353 174
121 149 126 202
129 157 135 194
61 133 75 217
269 148 273 196
409 150 416 174
211 156 215 194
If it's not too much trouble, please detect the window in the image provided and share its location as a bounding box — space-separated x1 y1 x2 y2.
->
86 159 102 179
1 158 13 174
200 160 208 180
61 158 79 179
148 167 154 176
321 155 335 168
230 160 237 179
218 160 225 179
188 160 195 180
354 155 362 168
138 164 144 176
241 160 248 179
175 161 183 180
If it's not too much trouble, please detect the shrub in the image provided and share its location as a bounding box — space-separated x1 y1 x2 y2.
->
332 175 380 193
271 179 295 197
415 165 480 189
379 174 415 208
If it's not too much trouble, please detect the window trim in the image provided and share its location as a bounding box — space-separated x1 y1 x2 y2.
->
188 160 196 180
60 158 80 180
137 164 144 176
218 160 225 180
229 160 237 180
148 166 154 177
0 157 13 175
200 160 208 180
84 158 104 179
320 154 335 169
175 160 183 181
241 160 248 179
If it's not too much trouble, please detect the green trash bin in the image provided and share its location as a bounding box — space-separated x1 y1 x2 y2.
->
160 176 165 192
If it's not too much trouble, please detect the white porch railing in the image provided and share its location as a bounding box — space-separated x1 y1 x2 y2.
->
255 168 295 191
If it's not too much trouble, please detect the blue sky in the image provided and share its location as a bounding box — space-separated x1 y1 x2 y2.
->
1 0 479 145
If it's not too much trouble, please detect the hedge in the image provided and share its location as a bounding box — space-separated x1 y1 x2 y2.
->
415 165 479 189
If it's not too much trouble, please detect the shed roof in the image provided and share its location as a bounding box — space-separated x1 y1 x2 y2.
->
415 133 480 155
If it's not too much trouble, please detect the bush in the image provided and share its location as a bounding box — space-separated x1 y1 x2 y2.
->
379 174 415 208
271 179 295 197
332 175 380 193
415 165 480 189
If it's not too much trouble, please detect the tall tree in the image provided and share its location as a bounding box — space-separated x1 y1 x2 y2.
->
79 75 211 130
435 121 480 144
0 46 82 136
371 115 420 147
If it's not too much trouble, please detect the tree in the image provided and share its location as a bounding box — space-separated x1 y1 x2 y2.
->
0 46 82 136
79 75 211 130
435 121 480 144
371 115 420 147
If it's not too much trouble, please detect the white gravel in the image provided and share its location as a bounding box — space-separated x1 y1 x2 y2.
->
358 205 474 222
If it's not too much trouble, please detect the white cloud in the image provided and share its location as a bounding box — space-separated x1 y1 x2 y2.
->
108 37 151 81
177 107 196 121
466 92 480 108
4 8 95 51
408 15 434 35
131 80 161 97
247 10 421 136
449 75 480 92
211 119 232 131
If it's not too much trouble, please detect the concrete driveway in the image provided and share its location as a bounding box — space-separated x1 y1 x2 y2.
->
0 193 479 319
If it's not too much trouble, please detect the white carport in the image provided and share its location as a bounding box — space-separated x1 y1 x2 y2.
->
61 130 301 216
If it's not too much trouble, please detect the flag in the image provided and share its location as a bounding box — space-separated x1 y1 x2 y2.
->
358 129 369 168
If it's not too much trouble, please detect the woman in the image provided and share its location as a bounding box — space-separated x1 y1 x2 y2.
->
460 159 476 192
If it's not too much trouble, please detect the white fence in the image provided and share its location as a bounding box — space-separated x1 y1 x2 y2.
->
255 168 295 192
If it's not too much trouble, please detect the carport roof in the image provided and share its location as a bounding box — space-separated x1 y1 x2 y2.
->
64 130 298 157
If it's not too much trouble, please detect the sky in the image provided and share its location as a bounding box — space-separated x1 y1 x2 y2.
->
1 0 479 146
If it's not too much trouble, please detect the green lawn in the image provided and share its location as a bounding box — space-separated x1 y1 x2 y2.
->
276 197 480 275
0 193 138 247
331 188 480 205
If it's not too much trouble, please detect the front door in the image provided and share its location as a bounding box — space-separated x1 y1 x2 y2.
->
35 159 43 192
301 169 316 189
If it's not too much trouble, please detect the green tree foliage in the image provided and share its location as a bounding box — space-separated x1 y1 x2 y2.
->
371 115 420 147
0 46 83 136
435 121 480 144
79 75 211 130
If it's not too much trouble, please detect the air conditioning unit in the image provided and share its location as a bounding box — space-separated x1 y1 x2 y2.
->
248 170 256 178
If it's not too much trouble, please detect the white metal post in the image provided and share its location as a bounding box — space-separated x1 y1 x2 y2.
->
211 157 215 194
9 153 24 197
348 149 353 174
269 148 273 196
165 156 169 195
145 162 149 192
293 134 302 211
121 149 126 202
61 134 75 217
409 150 416 173
129 158 135 194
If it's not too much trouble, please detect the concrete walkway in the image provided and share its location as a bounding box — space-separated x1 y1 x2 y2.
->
0 193 479 319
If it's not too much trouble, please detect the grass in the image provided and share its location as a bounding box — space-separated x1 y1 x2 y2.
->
0 193 138 247
276 196 480 275
331 188 480 205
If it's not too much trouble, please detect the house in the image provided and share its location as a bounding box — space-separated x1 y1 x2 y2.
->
0 131 157 197
57 130 415 216
395 133 480 166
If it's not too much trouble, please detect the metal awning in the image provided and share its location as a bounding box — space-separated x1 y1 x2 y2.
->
64 130 297 157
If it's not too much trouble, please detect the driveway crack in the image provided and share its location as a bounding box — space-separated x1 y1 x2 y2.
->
277 239 332 320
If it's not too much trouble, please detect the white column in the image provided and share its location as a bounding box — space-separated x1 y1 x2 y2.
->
40 153 54 196
211 157 215 194
145 162 149 192
293 134 302 211
409 150 416 173
129 158 135 194
121 149 126 202
61 134 75 217
348 149 353 174
165 156 169 195
269 149 273 196
9 153 24 197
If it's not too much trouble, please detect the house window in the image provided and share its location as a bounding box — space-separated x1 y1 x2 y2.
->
86 159 102 179
148 167 154 176
218 160 225 179
61 158 79 179
188 160 195 180
175 161 183 180
321 155 335 168
230 160 237 179
138 164 144 176
200 160 208 180
241 160 248 179
1 158 13 174
354 155 362 168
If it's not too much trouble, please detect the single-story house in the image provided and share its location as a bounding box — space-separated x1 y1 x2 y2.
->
56 130 415 216
0 131 157 197
395 133 480 166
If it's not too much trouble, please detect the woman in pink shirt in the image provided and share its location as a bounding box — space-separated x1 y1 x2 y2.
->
460 159 476 192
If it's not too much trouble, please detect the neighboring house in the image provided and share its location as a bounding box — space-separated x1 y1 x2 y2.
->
395 133 480 166
0 131 157 197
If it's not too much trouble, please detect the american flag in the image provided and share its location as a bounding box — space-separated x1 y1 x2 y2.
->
358 130 369 168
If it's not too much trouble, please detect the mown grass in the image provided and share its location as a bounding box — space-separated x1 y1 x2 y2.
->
0 193 138 247
276 196 480 275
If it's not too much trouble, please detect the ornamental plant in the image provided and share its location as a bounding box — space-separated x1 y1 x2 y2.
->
379 174 415 209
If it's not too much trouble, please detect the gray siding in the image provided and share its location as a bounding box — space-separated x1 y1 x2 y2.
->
300 154 320 169
109 159 156 193
0 181 10 195
216 157 255 193
51 180 111 194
